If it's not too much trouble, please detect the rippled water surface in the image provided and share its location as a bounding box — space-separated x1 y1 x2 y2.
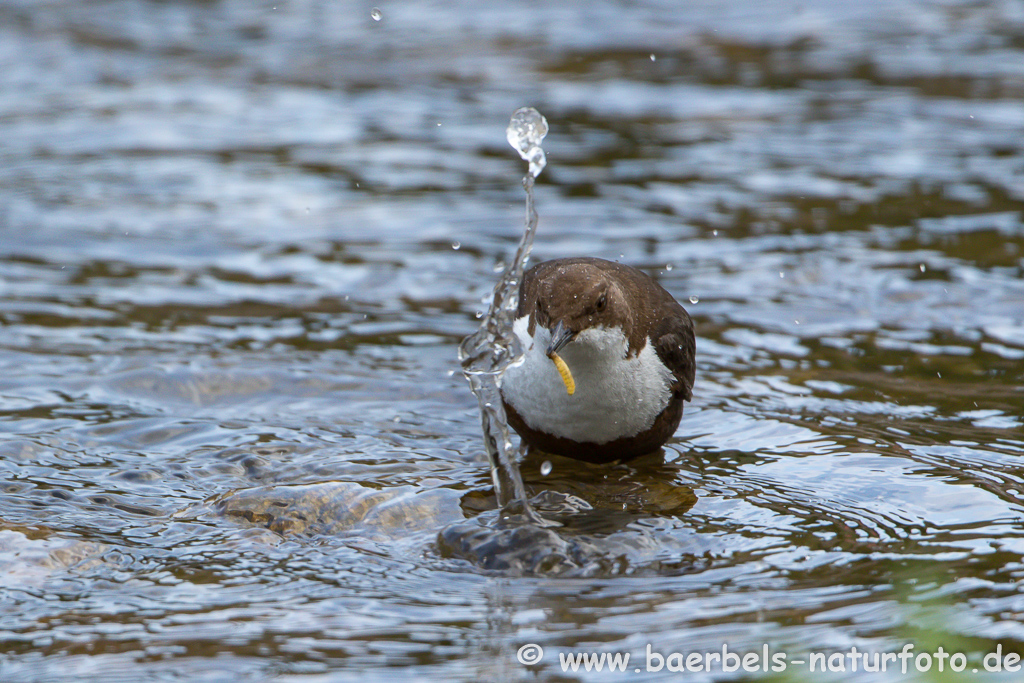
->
2 1 1024 681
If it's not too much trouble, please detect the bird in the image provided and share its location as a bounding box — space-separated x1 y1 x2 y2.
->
499 257 695 464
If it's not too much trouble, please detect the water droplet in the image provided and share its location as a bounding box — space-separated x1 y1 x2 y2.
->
493 261 506 273
665 263 674 271
392 415 400 422
794 320 800 325
343 295 350 301
506 107 549 178
937 371 942 378
447 370 456 377
451 241 461 250
649 53 656 61
779 271 785 279
540 461 552 476
370 7 382 21
919 263 926 272
712 229 718 236
689 295 699 304
475 310 484 318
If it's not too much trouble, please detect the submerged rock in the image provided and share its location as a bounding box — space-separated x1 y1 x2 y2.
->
437 512 711 578
0 523 109 588
211 481 464 540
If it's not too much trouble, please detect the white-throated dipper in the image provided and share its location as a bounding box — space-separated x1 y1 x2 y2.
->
500 257 695 464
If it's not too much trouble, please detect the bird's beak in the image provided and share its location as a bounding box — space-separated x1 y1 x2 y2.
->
545 320 575 356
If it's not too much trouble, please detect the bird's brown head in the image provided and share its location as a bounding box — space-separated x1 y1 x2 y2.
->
527 263 633 355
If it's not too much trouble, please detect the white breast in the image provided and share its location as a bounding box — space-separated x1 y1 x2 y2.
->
499 316 673 444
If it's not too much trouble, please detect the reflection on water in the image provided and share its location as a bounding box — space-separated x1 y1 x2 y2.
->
2 0 1024 679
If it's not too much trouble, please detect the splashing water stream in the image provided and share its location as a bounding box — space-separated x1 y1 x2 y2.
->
457 108 549 518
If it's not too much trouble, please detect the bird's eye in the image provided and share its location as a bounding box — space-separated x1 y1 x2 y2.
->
595 294 607 311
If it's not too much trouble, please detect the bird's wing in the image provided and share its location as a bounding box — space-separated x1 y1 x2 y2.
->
652 311 696 401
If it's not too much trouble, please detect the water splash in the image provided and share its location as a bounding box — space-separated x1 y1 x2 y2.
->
505 107 548 179
458 107 549 521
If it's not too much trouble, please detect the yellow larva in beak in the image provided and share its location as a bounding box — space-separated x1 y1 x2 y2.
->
547 351 575 395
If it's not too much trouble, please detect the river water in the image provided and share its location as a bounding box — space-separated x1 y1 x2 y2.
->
2 1 1024 681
